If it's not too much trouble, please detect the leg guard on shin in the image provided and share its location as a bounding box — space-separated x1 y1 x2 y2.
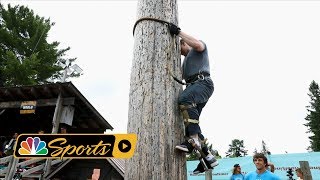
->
177 104 203 155
179 104 199 126
179 104 192 120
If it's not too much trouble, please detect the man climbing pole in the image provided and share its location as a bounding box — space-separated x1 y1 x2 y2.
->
168 23 219 174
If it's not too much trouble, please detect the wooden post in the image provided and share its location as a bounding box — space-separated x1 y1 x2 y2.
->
42 93 63 179
51 93 63 134
125 0 185 179
299 161 313 180
3 155 14 180
5 156 18 180
205 169 212 180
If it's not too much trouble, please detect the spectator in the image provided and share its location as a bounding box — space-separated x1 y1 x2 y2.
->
4 132 18 156
245 153 280 180
60 127 67 134
38 129 45 134
0 136 6 158
295 168 304 180
230 164 244 180
60 123 68 134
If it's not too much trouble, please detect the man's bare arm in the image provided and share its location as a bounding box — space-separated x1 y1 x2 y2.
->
178 31 205 52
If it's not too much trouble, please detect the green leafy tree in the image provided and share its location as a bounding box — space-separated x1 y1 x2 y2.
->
226 139 248 158
305 80 320 151
187 142 221 161
186 149 198 161
0 3 79 87
210 145 222 159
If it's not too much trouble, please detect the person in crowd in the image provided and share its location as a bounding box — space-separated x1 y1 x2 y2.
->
245 153 280 180
230 163 244 180
4 132 18 156
38 129 45 134
295 168 304 180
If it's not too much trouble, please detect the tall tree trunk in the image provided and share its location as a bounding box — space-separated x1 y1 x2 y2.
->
125 0 186 179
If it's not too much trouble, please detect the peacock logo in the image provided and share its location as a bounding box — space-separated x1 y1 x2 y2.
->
18 137 48 155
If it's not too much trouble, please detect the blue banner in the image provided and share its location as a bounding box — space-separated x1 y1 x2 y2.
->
187 152 320 179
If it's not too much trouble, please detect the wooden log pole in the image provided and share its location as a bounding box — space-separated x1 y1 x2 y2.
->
125 0 186 179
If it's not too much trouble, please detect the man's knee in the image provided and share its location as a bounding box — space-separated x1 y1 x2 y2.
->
178 92 193 105
185 122 201 137
178 95 185 105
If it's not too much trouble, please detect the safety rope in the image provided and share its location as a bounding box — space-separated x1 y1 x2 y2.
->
132 17 188 86
133 17 171 36
169 70 188 85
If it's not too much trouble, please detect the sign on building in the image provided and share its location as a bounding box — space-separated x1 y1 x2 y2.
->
20 101 37 114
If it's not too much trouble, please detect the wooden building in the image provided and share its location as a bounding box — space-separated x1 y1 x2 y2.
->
46 158 124 180
0 82 113 134
0 82 125 180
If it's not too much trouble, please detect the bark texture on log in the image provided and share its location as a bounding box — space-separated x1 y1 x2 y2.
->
126 0 186 179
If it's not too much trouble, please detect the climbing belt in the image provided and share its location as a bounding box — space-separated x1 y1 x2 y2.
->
132 17 189 86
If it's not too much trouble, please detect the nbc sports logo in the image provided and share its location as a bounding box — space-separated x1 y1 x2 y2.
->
18 137 48 155
15 134 137 158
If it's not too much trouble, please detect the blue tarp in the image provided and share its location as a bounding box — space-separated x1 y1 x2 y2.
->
187 152 320 179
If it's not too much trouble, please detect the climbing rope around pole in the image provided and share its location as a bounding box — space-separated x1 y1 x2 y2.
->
133 17 171 36
132 17 188 85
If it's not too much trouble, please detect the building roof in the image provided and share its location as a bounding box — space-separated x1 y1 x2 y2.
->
0 82 113 133
107 158 125 177
45 158 125 179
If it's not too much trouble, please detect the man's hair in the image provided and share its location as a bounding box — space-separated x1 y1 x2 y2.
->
253 153 268 166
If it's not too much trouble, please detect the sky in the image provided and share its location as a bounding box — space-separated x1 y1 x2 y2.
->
3 0 320 157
